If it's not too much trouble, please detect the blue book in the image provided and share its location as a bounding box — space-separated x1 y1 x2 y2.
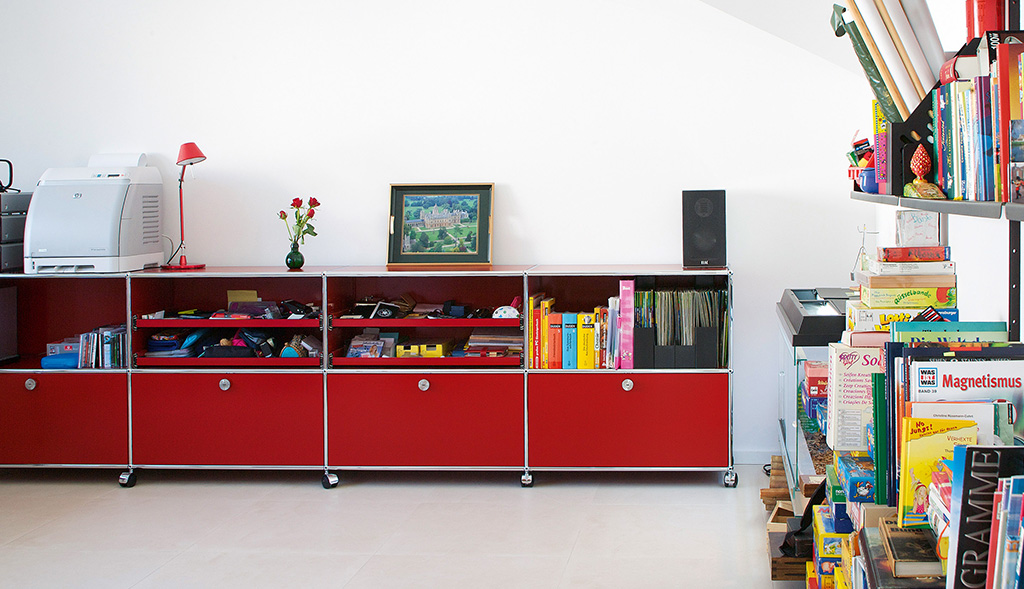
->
562 313 577 370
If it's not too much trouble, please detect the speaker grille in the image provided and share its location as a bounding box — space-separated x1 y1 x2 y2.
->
682 190 726 267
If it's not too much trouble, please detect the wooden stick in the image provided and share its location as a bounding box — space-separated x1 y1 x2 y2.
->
873 0 926 100
846 0 910 120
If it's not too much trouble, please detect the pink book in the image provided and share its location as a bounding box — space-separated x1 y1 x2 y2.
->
618 279 634 369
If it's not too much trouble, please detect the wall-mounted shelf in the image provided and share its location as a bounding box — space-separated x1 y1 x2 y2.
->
850 191 1004 218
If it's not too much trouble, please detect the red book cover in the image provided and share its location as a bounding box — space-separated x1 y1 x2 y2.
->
967 0 975 41
547 313 562 370
876 246 951 262
975 0 1004 37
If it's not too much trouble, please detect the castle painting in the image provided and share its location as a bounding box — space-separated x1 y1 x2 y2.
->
401 194 479 254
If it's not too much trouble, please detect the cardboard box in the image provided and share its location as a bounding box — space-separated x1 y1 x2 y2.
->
845 300 959 332
826 343 883 452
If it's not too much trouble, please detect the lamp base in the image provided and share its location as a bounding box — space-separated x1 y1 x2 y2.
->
160 263 206 271
160 255 205 271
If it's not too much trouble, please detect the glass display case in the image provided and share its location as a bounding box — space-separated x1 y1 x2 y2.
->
776 287 850 505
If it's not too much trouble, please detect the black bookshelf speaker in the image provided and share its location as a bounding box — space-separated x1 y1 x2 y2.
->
682 189 726 268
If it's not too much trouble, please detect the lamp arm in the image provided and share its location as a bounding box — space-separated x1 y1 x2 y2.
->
177 165 188 260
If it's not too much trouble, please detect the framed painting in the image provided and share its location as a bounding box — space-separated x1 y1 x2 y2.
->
387 183 493 269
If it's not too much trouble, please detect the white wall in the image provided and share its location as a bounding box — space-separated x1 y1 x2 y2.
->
2 1 879 464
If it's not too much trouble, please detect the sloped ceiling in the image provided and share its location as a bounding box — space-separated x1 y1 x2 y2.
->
695 0 963 74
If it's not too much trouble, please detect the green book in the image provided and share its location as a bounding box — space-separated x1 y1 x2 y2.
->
889 321 1009 344
872 372 888 505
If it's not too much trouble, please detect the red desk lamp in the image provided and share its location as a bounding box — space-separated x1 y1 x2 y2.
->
162 142 207 270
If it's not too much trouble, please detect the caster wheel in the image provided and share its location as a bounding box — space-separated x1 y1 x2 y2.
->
521 472 533 488
322 473 339 489
118 472 137 488
723 471 738 488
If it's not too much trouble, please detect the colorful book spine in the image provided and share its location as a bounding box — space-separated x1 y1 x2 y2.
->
561 313 577 370
528 292 545 369
547 313 562 370
873 99 889 194
595 306 608 369
577 313 596 370
977 75 996 200
618 280 634 370
538 297 555 369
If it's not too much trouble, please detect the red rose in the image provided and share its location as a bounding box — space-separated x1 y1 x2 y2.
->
278 210 287 220
291 197 303 208
308 197 320 208
306 209 315 219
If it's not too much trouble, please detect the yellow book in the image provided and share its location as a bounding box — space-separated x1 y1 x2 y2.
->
577 313 596 369
538 298 555 369
526 291 546 369
897 416 977 528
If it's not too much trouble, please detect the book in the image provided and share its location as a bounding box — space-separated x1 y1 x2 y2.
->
995 42 1024 201
841 329 891 348
827 342 884 452
941 54 981 83
874 100 891 194
577 312 596 370
876 246 950 262
889 320 1009 344
859 285 956 309
909 400 1015 446
562 312 577 370
546 313 563 370
854 271 956 289
947 445 1024 589
859 526 945 588
897 417 978 528
846 300 959 332
618 280 634 369
878 516 944 578
527 291 546 369
595 306 608 369
872 373 889 506
538 297 555 369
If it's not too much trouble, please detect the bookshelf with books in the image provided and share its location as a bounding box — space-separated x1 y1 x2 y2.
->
0 264 735 489
522 265 734 487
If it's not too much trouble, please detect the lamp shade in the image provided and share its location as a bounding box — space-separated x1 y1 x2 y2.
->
176 142 206 166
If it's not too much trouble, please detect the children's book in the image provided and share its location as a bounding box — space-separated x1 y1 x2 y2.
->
618 280 634 369
538 297 555 369
897 417 978 528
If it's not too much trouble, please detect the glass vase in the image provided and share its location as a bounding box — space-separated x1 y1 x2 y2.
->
285 241 304 270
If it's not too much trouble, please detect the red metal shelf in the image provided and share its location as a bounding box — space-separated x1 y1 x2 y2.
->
331 318 520 328
331 356 521 368
135 318 321 329
135 357 322 368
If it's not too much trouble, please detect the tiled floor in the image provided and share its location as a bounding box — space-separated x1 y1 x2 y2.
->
0 464 799 588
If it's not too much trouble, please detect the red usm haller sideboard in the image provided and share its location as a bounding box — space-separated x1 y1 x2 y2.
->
0 264 734 488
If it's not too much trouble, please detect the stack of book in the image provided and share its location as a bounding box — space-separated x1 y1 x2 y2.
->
525 280 728 371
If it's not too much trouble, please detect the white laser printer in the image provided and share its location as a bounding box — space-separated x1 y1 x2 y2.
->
24 154 163 273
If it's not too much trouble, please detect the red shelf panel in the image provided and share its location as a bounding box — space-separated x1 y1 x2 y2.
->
135 318 320 329
331 318 520 328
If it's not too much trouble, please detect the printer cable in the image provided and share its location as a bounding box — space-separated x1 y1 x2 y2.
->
0 159 17 193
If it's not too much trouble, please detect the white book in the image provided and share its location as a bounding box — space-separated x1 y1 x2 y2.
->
826 342 884 451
